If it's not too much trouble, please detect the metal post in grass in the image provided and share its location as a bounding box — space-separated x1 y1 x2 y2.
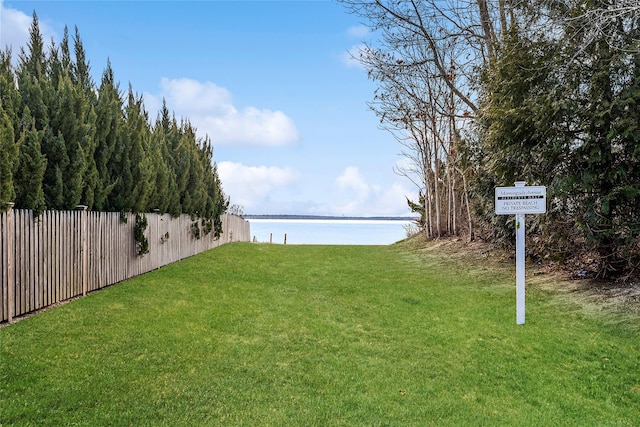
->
515 209 525 324
495 182 546 325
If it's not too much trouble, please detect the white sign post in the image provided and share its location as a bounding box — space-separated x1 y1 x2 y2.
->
495 182 546 325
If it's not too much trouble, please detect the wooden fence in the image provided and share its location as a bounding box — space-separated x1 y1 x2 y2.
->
0 207 250 323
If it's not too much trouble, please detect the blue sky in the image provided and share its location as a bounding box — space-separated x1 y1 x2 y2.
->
1 0 417 216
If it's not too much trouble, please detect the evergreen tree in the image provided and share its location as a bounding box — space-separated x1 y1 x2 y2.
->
173 122 192 213
180 121 206 215
164 128 182 216
480 27 561 185
71 26 93 90
51 74 86 208
106 92 134 212
124 88 153 213
70 27 98 208
18 12 46 81
17 64 48 135
40 129 69 210
0 50 20 211
41 130 67 209
195 136 229 237
157 106 183 216
105 139 133 213
107 86 152 213
12 15 51 214
475 24 569 245
40 33 69 210
93 60 122 211
46 27 69 91
563 18 640 277
0 101 18 210
199 137 216 219
0 49 20 142
210 162 229 237
17 12 49 133
148 105 184 215
407 192 427 231
14 106 47 214
147 127 170 213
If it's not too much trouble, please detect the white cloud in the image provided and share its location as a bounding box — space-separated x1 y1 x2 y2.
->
145 77 299 147
374 182 416 215
1 1 30 50
218 163 414 216
347 25 370 39
1 0 57 59
217 161 300 209
159 78 235 116
332 166 415 216
336 166 374 201
341 24 371 70
341 43 367 69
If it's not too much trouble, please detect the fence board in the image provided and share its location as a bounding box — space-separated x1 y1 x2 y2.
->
16 210 22 315
1 211 6 321
35 214 42 310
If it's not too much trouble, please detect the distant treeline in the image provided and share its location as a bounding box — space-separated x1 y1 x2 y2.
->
246 215 417 221
0 14 228 235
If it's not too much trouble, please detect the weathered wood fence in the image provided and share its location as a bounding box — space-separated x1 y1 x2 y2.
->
0 207 250 323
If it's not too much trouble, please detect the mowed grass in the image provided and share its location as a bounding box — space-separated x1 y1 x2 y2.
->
1 242 639 426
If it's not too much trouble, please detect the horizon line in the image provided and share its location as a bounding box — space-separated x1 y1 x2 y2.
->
245 214 418 220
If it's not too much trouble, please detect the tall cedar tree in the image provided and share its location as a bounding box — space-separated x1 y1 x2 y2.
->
14 107 47 214
72 27 99 209
55 74 87 209
158 103 182 216
0 102 18 210
0 50 20 142
93 60 122 211
0 51 20 212
42 28 70 209
147 126 171 213
124 87 154 213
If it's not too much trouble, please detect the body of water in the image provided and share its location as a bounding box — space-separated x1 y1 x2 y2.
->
248 218 416 245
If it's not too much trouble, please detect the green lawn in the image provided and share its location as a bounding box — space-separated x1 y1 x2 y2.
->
1 242 639 426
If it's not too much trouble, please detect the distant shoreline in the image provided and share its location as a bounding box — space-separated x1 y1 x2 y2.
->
245 214 417 221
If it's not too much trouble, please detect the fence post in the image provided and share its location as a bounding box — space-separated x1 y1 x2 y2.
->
6 203 15 324
77 205 88 296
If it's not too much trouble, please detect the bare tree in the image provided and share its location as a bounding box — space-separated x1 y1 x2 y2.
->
539 0 640 54
339 0 501 239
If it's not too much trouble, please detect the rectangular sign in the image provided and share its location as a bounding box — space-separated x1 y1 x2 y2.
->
495 186 546 215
